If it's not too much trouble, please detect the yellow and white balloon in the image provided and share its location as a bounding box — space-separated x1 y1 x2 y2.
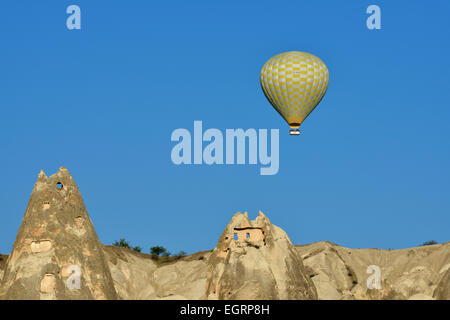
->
260 51 329 135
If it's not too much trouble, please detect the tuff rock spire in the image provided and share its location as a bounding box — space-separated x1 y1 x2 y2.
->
0 167 117 299
206 211 317 300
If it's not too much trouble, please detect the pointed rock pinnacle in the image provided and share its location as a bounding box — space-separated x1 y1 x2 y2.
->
0 168 117 300
206 211 317 300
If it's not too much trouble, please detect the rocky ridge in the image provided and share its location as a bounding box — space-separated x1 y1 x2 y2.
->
0 168 448 300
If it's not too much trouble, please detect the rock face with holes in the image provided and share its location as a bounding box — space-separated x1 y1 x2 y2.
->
205 211 317 300
0 167 117 300
0 168 448 300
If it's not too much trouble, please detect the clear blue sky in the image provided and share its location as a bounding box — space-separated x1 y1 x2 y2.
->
1 0 449 255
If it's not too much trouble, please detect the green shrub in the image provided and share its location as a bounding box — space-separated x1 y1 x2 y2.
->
150 246 168 258
174 251 187 258
421 240 438 246
113 238 131 249
113 238 142 252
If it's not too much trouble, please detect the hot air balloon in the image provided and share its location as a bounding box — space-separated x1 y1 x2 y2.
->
260 51 329 135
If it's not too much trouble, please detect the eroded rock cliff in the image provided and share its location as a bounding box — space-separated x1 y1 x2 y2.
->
205 211 317 300
103 246 209 299
1 241 449 300
0 168 448 300
296 241 449 300
0 168 117 300
434 268 449 300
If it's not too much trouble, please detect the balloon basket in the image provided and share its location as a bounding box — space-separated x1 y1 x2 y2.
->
289 129 300 135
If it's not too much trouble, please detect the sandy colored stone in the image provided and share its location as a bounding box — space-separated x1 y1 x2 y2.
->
0 170 448 300
1 239 449 300
0 168 117 300
0 255 6 284
206 211 317 300
434 267 449 299
31 240 52 254
40 274 56 293
296 241 450 300
103 245 209 300
104 245 158 299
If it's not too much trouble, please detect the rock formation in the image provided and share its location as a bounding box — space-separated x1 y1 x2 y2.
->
296 241 450 300
0 255 6 284
0 167 117 299
104 246 209 299
434 268 449 300
2 241 449 300
0 168 448 300
205 211 317 300
103 240 449 300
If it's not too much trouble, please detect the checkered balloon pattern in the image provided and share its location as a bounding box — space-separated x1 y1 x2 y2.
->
260 51 329 129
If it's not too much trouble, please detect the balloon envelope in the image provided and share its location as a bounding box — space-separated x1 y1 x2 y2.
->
260 51 329 134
